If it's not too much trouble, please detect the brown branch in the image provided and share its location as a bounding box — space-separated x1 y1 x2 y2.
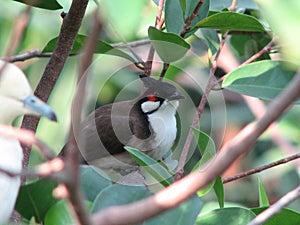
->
175 33 228 180
144 0 165 76
20 0 89 174
88 69 300 225
241 37 277 66
0 124 55 160
228 0 237 11
223 152 300 183
0 158 64 180
248 185 300 225
180 0 204 37
63 12 103 225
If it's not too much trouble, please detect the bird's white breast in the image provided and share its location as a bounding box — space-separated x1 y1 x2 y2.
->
0 137 23 223
147 100 179 160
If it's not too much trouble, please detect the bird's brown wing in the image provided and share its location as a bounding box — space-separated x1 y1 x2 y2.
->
79 102 135 162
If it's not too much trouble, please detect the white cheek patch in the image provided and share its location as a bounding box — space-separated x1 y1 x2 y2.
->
141 101 160 113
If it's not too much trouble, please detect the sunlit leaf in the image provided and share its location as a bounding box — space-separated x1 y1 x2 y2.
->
222 60 299 103
195 11 265 32
148 26 190 63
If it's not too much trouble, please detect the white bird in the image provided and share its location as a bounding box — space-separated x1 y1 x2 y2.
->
0 60 57 224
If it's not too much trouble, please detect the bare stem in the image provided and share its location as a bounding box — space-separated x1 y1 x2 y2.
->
175 33 228 180
223 152 300 183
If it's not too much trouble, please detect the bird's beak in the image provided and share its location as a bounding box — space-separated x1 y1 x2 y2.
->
22 95 57 122
169 91 185 101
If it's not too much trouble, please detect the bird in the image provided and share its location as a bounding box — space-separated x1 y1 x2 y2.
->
0 60 57 224
66 75 185 176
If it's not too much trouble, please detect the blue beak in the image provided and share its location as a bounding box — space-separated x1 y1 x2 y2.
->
22 95 57 122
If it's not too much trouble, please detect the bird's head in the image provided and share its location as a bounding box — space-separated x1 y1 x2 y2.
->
0 60 57 124
138 75 185 114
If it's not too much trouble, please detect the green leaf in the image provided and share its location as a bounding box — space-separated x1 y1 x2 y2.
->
195 11 265 32
213 176 225 208
165 0 185 34
254 0 300 67
251 207 300 225
192 128 216 196
148 27 190 63
44 200 92 225
196 29 220 56
42 35 137 62
125 146 174 187
258 178 269 207
92 184 150 213
222 60 299 103
196 207 256 225
80 165 112 202
15 179 58 222
13 0 62 10
143 195 202 225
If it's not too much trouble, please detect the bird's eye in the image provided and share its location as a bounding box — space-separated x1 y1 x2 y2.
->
147 94 157 102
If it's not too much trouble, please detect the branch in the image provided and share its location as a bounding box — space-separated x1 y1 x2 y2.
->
175 33 228 180
89 53 300 225
63 12 103 225
223 152 300 183
20 0 89 173
180 0 204 37
0 124 55 160
247 185 300 225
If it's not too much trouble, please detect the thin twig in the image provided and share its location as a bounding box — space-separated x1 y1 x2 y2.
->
247 185 300 225
180 0 204 37
241 37 277 66
144 0 165 76
229 0 237 11
63 11 103 225
223 152 300 183
175 33 228 180
90 70 300 225
0 158 64 180
0 124 55 160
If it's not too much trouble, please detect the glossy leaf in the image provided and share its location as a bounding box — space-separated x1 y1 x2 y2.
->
196 207 256 225
165 0 185 34
125 146 174 187
44 200 92 225
143 195 202 225
13 0 62 10
15 179 58 222
192 128 216 196
80 165 112 202
213 176 225 208
195 11 265 32
92 184 150 213
42 35 137 62
251 207 300 225
222 60 299 103
148 26 190 63
258 178 269 207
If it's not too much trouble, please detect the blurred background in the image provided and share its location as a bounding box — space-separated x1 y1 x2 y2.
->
1 0 299 213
